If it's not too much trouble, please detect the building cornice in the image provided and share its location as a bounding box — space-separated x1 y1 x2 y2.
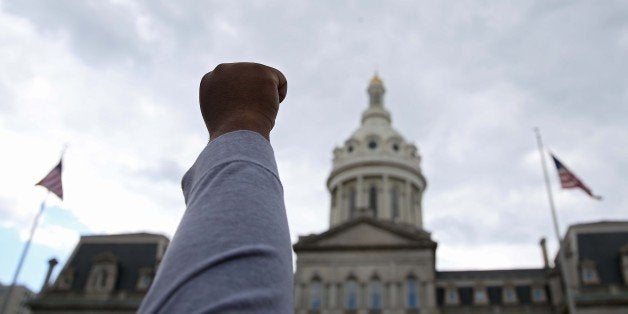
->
327 159 426 188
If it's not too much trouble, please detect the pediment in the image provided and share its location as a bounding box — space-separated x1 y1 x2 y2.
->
317 223 416 246
293 217 436 251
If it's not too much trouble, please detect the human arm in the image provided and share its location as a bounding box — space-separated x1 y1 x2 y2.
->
139 63 293 313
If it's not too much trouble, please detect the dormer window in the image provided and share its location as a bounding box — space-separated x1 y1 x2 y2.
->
580 259 600 285
85 252 118 294
392 143 399 152
531 286 547 303
366 136 380 151
348 145 354 153
502 285 518 304
444 286 459 305
473 286 488 305
136 267 154 291
56 268 74 290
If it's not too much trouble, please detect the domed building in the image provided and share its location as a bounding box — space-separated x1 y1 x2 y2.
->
291 75 591 314
293 74 439 313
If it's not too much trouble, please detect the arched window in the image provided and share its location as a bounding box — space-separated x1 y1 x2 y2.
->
349 187 357 218
369 185 378 217
407 277 418 309
344 278 358 310
369 277 382 309
309 278 322 311
391 187 399 220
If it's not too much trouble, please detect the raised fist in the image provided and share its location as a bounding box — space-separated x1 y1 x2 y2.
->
199 62 288 141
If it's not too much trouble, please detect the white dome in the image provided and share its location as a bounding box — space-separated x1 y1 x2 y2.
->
327 74 426 229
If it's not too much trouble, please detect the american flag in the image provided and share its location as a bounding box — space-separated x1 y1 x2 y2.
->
36 159 63 200
551 154 601 200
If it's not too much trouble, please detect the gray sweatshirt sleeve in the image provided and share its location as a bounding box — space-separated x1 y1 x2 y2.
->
139 130 294 313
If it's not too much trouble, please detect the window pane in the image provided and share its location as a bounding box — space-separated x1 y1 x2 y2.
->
310 280 322 310
391 187 399 219
369 185 378 216
349 187 357 217
369 279 382 309
345 279 358 310
407 278 418 308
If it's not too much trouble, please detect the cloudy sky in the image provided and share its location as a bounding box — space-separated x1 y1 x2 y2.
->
1 1 627 292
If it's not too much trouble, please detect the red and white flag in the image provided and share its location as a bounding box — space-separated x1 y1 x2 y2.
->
551 154 601 200
36 159 63 200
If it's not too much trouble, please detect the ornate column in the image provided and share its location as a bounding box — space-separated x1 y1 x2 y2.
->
341 184 349 221
389 282 398 309
404 180 411 222
335 184 343 225
415 190 423 228
382 175 390 219
424 280 436 310
357 175 364 210
360 282 367 310
328 282 337 309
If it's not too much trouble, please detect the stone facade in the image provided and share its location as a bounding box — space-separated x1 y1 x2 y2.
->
294 217 437 313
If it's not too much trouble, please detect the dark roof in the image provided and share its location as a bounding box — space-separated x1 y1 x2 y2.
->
569 220 628 229
577 231 628 285
293 216 436 251
30 233 167 311
436 268 546 280
66 242 158 292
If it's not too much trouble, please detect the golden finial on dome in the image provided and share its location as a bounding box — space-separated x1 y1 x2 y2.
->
370 72 383 85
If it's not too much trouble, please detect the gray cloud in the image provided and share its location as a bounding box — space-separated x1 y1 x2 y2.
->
134 159 185 184
3 1 147 65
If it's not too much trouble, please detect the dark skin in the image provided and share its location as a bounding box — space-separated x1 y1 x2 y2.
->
199 62 288 141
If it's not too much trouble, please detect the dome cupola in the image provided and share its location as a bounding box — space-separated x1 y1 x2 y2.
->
327 74 427 228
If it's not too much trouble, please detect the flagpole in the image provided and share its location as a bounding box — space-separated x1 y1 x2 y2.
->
534 127 577 314
0 192 49 314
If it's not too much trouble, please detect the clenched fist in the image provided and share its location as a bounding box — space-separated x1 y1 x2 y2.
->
199 62 288 141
